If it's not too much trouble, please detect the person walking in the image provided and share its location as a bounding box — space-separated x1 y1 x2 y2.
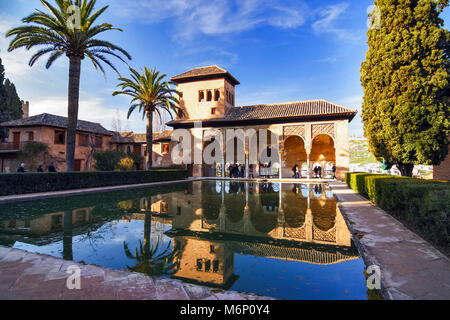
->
249 164 254 179
240 165 245 178
17 163 26 172
318 166 322 179
48 162 57 172
332 165 336 179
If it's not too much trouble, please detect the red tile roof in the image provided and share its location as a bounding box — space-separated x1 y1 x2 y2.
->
167 100 357 127
171 65 240 85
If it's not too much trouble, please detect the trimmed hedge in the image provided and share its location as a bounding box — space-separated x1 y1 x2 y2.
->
0 169 188 196
345 172 450 248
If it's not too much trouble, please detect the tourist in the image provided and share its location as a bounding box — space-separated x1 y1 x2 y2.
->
228 164 233 177
332 165 336 179
17 163 26 172
240 165 245 178
318 166 322 179
292 164 299 179
249 165 254 178
37 165 44 173
48 162 57 172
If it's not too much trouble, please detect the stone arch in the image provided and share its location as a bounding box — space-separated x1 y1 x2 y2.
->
310 134 336 163
201 183 221 221
283 193 307 228
310 198 337 231
224 183 246 223
282 135 307 178
249 189 278 234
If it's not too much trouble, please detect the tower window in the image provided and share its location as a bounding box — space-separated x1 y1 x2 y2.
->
211 108 216 115
199 91 205 102
205 260 211 272
207 90 212 102
196 259 203 271
213 260 219 273
214 89 220 102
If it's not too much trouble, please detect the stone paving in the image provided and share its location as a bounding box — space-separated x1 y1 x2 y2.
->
0 246 273 300
329 181 450 300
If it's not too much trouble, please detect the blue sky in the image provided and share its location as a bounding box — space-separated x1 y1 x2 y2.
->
0 0 448 136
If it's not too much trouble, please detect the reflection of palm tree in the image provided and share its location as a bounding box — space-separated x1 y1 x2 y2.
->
123 213 180 276
63 211 73 261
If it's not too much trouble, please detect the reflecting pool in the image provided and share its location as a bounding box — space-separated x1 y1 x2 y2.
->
0 181 368 300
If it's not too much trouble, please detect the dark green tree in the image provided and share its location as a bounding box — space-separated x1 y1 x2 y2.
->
361 0 450 176
0 57 22 141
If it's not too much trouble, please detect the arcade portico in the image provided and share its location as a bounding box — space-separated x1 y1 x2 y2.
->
167 66 357 181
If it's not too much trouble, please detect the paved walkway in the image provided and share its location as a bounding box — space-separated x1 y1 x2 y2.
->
329 181 450 300
0 246 273 300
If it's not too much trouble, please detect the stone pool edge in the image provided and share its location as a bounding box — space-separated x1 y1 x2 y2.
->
0 245 274 300
329 181 450 300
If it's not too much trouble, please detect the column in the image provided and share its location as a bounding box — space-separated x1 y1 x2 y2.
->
307 154 311 179
221 129 225 178
305 124 312 180
305 185 313 242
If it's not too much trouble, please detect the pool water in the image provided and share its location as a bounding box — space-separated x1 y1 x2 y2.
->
0 181 368 300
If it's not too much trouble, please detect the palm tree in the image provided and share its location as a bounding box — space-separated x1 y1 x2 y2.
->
123 213 181 276
6 0 131 171
112 67 182 170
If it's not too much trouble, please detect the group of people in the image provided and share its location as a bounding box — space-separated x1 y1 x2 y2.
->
292 164 337 179
313 166 323 179
228 164 245 178
17 162 57 173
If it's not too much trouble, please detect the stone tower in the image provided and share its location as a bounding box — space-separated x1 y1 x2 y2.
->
170 66 240 121
21 100 29 118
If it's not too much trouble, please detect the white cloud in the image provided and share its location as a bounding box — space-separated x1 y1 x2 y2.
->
29 95 147 133
0 14 66 81
110 0 309 39
312 3 363 42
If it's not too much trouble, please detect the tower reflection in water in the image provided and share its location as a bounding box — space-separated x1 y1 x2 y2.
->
168 181 358 289
0 181 362 298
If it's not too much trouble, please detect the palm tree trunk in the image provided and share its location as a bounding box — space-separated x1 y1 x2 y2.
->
146 112 153 170
66 57 81 172
63 210 73 261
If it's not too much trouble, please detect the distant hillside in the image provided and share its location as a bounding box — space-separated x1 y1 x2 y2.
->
349 137 378 165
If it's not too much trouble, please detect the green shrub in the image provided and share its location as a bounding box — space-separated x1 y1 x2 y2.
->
93 150 125 171
117 157 134 171
126 152 144 168
345 172 450 247
0 170 188 196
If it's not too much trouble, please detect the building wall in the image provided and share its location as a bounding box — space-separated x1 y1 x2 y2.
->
2 126 112 172
433 136 450 181
181 119 350 180
176 78 235 120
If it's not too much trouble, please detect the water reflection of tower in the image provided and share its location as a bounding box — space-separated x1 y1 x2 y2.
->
172 237 238 289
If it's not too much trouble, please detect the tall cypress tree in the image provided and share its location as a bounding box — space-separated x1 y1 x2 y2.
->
0 57 22 141
361 0 450 176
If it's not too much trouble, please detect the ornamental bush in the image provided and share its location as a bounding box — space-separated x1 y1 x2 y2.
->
117 157 134 171
345 172 449 247
93 149 125 171
0 169 188 196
